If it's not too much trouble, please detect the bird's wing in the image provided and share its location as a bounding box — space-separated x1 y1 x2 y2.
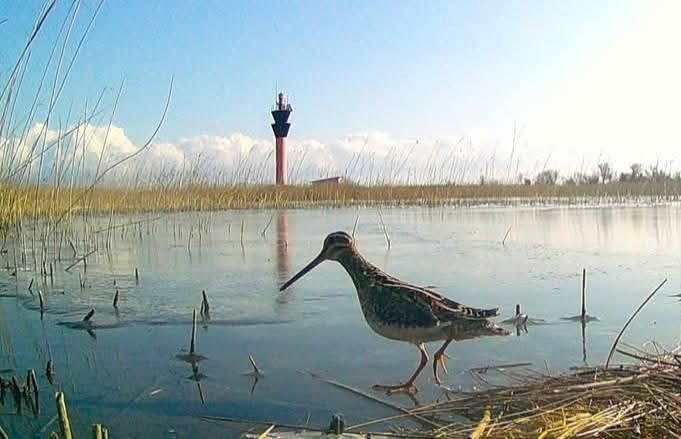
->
382 281 498 320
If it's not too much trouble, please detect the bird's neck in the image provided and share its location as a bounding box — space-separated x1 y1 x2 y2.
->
335 248 385 294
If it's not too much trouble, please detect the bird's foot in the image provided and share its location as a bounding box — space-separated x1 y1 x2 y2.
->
433 352 449 385
372 382 418 395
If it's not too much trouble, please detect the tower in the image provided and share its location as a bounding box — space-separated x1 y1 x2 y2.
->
271 92 292 185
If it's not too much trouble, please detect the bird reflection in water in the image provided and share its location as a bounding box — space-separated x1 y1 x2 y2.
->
280 231 509 394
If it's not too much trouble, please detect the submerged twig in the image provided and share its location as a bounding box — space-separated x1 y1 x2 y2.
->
300 370 440 428
201 415 326 433
469 362 533 374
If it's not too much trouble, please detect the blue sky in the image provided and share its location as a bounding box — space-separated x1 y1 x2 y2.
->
2 1 680 182
1 0 636 141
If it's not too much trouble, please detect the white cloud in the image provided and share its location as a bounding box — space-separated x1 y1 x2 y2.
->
5 98 676 185
5 122 539 185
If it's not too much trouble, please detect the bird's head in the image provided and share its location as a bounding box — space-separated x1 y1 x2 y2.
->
279 231 354 291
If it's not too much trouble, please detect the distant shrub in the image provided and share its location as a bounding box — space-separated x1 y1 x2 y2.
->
535 169 559 185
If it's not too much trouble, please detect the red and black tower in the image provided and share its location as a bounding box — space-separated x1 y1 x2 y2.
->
271 92 292 185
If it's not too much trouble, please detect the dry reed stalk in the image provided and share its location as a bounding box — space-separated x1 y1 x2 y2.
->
190 309 197 355
377 207 390 249
240 219 245 249
605 278 667 368
55 392 72 439
581 268 586 321
501 225 512 246
46 360 54 384
65 249 95 271
11 376 21 414
300 370 441 429
247 355 263 377
257 424 275 438
38 290 45 317
201 290 209 315
261 213 274 237
83 309 95 321
469 407 491 439
28 368 39 415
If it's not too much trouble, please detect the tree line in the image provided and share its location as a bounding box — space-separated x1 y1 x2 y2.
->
530 162 681 186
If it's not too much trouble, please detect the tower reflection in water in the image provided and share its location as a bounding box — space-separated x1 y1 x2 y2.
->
274 210 293 306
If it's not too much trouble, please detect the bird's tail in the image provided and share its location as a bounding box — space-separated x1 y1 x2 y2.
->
467 306 499 318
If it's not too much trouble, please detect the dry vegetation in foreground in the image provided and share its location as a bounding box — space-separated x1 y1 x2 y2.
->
3 179 681 226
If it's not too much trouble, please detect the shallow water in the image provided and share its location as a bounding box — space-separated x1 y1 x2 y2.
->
1 205 680 436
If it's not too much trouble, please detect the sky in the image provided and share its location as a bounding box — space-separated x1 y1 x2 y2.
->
1 0 680 184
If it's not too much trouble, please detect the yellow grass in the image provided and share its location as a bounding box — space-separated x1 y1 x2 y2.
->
2 180 681 228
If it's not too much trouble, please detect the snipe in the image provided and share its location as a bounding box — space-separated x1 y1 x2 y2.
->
280 231 507 394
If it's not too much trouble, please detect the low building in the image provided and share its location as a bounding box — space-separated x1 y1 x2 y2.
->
309 176 344 186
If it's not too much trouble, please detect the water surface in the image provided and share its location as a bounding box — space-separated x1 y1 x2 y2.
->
1 205 680 436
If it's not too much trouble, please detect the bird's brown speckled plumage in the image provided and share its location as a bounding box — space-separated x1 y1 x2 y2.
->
334 246 498 328
280 231 507 394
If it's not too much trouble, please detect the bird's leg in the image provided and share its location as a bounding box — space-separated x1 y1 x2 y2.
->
373 343 428 394
433 338 453 385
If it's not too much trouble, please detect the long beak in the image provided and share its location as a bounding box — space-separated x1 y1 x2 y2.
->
279 252 326 291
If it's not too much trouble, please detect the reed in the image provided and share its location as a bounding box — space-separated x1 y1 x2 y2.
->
4 179 681 228
55 392 73 439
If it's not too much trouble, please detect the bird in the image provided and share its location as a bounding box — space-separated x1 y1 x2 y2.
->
280 231 508 394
